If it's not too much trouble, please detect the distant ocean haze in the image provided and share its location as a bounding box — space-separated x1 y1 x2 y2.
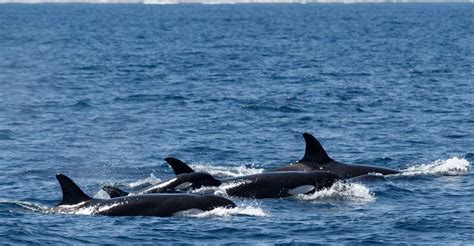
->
1 0 473 3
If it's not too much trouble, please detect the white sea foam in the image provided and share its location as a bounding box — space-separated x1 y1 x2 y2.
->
94 189 112 199
189 180 252 197
190 163 263 177
152 178 177 189
185 206 267 218
127 174 162 188
296 181 375 203
401 157 470 176
188 185 218 194
44 202 90 215
218 180 252 190
55 201 127 215
11 200 49 213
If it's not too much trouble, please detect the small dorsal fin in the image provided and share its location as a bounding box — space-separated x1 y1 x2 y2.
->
55 174 91 206
101 186 129 198
300 133 332 163
164 157 195 175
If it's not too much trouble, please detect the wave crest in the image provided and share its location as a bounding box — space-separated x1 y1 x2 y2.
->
127 174 162 188
296 181 375 203
190 164 263 177
402 157 470 176
185 206 267 218
8 200 49 213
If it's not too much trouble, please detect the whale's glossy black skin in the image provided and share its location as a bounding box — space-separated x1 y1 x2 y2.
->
161 158 344 199
52 174 235 217
218 171 344 198
103 158 343 199
102 172 221 198
271 133 401 179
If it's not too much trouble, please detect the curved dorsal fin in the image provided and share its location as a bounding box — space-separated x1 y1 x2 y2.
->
101 185 129 198
55 174 91 206
164 157 195 175
300 133 332 163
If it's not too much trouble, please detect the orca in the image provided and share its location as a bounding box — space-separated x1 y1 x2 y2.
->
51 174 235 217
102 172 221 198
103 158 343 199
162 157 344 199
271 133 400 179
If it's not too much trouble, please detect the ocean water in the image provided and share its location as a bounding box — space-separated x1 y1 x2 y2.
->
0 3 473 244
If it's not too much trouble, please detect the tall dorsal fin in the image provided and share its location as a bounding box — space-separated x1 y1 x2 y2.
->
55 174 91 206
164 157 195 175
300 133 332 163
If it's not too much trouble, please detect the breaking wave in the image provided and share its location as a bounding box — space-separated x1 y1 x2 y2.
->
188 180 252 197
401 157 470 176
94 189 113 199
296 181 376 203
68 203 125 215
4 200 49 213
190 163 263 177
126 174 162 188
188 206 267 218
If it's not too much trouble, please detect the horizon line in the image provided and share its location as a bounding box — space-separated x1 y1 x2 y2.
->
1 0 473 3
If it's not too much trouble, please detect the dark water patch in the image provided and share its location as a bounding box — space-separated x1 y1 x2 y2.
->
41 117 66 124
409 68 453 76
114 94 187 103
394 216 470 232
324 71 373 77
18 108 40 116
242 104 304 113
298 116 313 122
0 129 14 140
443 134 467 139
72 99 92 109
74 65 106 71
465 153 474 162
133 63 158 69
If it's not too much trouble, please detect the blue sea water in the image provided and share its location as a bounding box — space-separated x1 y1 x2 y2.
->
0 3 473 244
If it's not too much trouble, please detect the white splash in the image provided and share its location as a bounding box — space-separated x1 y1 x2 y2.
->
57 201 126 215
94 189 112 199
127 174 162 188
297 181 375 203
190 163 263 177
49 202 91 215
149 178 176 189
219 180 252 190
189 180 253 198
173 208 205 216
13 201 49 213
188 185 219 195
402 157 470 176
186 206 267 218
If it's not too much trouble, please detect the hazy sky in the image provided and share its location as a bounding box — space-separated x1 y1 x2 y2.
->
1 0 473 3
